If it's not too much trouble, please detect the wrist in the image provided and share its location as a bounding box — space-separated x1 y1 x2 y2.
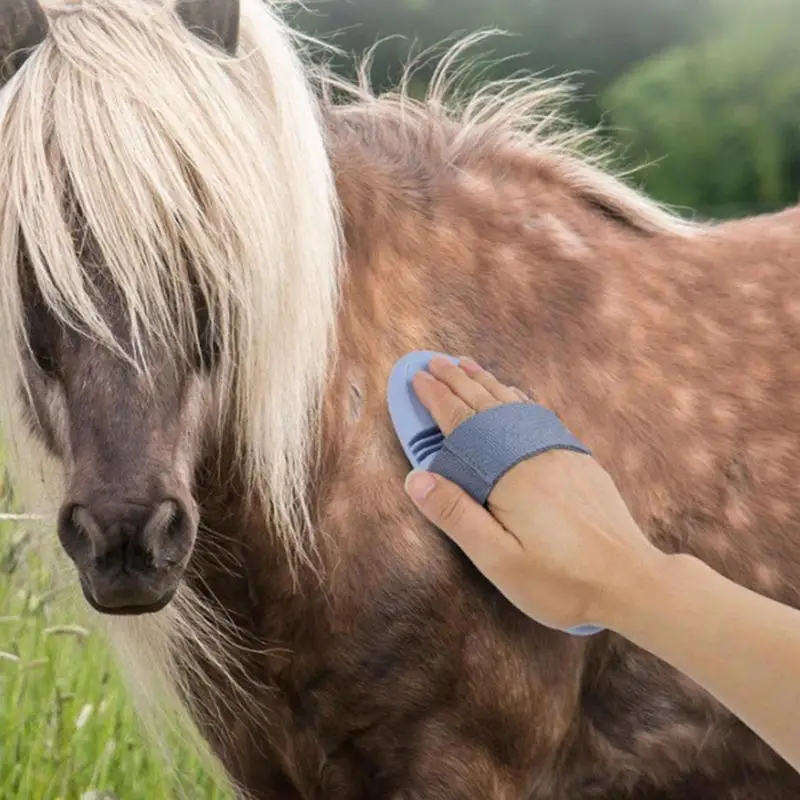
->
594 545 686 633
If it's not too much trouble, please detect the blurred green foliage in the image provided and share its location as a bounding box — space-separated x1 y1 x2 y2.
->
605 0 800 217
294 0 799 218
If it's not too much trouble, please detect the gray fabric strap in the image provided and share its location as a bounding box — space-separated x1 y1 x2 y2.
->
428 403 591 506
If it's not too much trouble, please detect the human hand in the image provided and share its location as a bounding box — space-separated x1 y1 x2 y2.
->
404 356 666 632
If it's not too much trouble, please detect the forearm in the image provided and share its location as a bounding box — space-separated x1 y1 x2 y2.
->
605 551 800 772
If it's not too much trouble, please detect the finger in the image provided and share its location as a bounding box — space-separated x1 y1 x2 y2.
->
428 356 499 413
458 358 523 405
511 387 531 402
412 371 476 435
404 471 521 564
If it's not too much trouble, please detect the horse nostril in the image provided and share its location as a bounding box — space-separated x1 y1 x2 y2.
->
141 500 190 558
166 509 185 541
57 503 102 559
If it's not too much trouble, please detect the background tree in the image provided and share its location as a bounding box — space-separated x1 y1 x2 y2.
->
603 0 800 217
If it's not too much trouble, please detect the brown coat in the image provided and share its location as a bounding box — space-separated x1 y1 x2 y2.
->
184 108 800 797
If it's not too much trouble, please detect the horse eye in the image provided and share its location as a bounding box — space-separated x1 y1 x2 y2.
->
19 254 62 380
24 314 61 379
193 292 220 372
197 323 220 372
29 339 60 379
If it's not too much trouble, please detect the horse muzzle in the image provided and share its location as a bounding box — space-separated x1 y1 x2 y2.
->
57 496 197 615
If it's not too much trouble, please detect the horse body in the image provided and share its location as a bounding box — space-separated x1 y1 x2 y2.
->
1 1 799 798
176 119 800 797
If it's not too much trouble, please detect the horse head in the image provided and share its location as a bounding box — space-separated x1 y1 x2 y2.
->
0 0 251 616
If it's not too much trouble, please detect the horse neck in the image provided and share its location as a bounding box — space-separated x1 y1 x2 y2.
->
189 443 328 647
325 117 686 423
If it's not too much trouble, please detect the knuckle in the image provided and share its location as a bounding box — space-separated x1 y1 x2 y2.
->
435 487 466 526
446 405 472 431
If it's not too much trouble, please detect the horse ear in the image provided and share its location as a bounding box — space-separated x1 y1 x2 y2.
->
175 0 240 56
0 0 49 87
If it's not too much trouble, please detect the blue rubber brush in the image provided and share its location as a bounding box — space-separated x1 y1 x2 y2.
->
387 350 604 637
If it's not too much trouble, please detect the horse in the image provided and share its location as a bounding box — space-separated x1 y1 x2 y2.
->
1 0 799 797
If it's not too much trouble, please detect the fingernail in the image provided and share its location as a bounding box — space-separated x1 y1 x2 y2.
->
405 471 437 502
459 357 481 373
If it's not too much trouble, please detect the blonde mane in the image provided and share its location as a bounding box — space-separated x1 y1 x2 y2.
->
0 1 699 793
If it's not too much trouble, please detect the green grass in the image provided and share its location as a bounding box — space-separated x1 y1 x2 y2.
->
0 500 235 800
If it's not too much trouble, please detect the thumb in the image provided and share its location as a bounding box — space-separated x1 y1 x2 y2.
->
404 470 514 564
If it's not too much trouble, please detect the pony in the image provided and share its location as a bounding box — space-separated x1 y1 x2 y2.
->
1 0 800 797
